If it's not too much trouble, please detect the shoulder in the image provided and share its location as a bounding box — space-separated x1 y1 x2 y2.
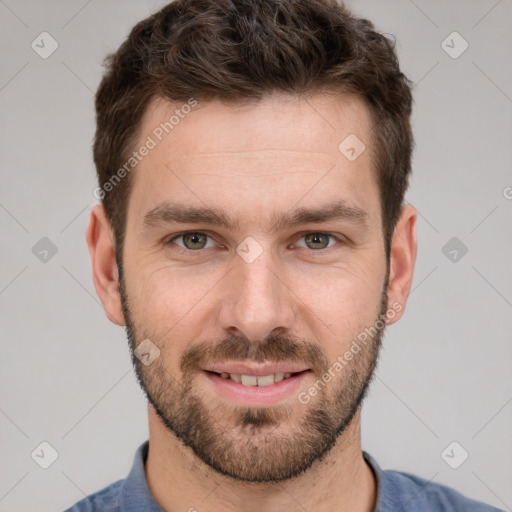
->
62 479 124 512
379 468 505 511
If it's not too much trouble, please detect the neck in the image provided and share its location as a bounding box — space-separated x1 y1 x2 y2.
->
145 405 376 512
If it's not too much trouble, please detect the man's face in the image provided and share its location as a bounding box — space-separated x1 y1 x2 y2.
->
118 93 391 482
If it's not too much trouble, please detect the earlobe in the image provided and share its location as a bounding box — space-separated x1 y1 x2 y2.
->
86 204 126 326
385 204 417 326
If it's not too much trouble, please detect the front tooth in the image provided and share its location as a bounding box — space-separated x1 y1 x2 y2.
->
230 373 242 383
241 375 258 386
274 372 284 383
257 374 275 386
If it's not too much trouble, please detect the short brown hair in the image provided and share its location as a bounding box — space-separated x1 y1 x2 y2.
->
93 0 413 268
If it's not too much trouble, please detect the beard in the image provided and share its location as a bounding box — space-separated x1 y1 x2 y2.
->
118 268 389 483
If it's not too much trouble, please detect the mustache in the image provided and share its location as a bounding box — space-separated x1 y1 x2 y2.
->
180 331 330 377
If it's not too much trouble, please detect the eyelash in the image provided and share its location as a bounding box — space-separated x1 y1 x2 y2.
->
164 231 345 254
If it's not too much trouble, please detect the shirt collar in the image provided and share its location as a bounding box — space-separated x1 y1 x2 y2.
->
363 450 387 511
119 440 164 511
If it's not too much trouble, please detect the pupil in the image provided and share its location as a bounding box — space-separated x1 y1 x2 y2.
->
307 233 327 249
186 233 205 249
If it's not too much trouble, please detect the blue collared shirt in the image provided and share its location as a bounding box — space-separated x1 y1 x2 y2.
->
63 440 504 511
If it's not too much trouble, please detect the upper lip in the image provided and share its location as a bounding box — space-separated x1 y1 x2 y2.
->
203 362 310 376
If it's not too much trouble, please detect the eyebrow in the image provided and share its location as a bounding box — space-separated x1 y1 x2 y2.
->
142 200 369 233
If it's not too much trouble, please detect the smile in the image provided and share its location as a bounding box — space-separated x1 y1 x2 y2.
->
208 371 300 386
201 368 311 406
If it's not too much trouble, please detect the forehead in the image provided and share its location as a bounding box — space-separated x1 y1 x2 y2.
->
140 91 373 156
126 92 380 232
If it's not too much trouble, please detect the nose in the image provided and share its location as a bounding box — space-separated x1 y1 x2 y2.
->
216 244 297 343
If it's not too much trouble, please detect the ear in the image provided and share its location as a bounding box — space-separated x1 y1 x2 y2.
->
385 204 417 326
86 204 125 326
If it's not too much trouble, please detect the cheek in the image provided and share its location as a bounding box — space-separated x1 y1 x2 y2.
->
125 262 219 348
297 258 385 361
301 254 384 315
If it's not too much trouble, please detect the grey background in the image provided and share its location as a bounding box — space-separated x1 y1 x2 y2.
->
0 0 511 511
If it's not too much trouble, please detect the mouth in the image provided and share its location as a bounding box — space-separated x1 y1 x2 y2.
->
204 370 305 386
200 365 312 406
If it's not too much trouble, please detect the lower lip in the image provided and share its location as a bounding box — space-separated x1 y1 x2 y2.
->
201 370 311 406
